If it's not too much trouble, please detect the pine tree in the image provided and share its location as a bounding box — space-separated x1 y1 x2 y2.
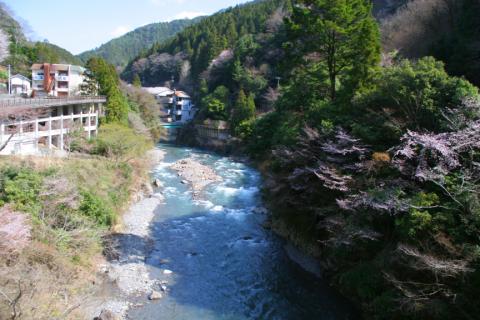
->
285 0 380 101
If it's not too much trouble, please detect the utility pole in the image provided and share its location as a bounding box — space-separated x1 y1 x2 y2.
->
275 76 281 88
171 75 175 89
8 64 11 95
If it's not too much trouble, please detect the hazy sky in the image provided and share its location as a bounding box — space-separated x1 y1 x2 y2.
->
3 0 251 54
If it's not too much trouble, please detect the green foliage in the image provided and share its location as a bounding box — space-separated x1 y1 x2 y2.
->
79 191 115 227
231 89 256 134
284 0 380 101
93 123 152 163
132 74 142 87
200 85 230 120
397 193 439 239
352 57 479 147
85 57 130 124
122 83 165 140
123 0 287 82
0 167 43 214
232 59 268 95
0 70 8 80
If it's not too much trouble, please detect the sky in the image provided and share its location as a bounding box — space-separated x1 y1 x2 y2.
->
3 0 251 54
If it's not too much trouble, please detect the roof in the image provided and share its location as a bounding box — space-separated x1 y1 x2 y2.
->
11 74 30 81
175 90 190 98
31 63 85 73
143 87 174 96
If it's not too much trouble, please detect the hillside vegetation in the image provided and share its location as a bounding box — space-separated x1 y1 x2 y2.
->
78 17 203 68
121 0 480 319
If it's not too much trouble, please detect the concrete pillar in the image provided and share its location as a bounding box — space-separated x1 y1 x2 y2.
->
34 120 39 151
48 116 52 149
0 123 4 144
60 114 64 151
87 111 91 139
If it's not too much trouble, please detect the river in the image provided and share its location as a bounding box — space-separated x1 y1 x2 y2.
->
127 144 359 320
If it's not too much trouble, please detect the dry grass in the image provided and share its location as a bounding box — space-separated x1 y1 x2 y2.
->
0 151 152 319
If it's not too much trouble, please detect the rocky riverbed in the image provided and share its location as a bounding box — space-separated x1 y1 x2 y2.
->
170 157 222 198
86 149 167 320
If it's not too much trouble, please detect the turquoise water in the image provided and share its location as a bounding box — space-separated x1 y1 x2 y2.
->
128 144 359 320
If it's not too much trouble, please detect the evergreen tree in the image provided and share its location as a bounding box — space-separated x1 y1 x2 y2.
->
132 74 142 87
231 89 256 131
86 57 130 124
285 0 380 101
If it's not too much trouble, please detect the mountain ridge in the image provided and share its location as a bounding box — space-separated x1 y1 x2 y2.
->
77 17 204 68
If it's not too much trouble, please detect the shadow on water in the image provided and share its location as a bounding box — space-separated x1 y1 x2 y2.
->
113 144 361 320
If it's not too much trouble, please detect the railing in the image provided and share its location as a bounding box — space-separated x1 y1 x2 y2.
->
56 75 69 81
195 124 231 141
0 96 107 108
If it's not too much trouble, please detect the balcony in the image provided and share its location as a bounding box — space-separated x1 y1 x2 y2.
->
56 75 69 81
33 75 44 81
57 87 69 92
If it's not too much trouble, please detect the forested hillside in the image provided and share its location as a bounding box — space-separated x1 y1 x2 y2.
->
78 17 203 68
122 0 289 87
121 0 480 319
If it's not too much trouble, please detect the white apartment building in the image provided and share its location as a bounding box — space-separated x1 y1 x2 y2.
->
0 96 105 156
164 90 196 123
31 63 85 97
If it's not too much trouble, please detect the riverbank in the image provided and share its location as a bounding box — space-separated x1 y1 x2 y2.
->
86 149 166 319
0 147 156 319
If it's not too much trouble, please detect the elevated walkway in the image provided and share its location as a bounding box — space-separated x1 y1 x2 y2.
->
0 96 106 109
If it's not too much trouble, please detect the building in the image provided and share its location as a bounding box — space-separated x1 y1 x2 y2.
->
143 87 197 124
0 96 105 156
10 74 31 96
31 63 85 97
165 90 196 123
143 86 173 103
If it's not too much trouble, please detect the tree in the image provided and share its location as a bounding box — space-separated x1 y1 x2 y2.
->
85 57 129 124
231 89 256 133
132 74 142 87
285 0 380 101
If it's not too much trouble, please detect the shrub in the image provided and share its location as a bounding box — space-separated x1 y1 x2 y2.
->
0 167 43 214
352 57 479 147
79 191 115 227
93 123 152 163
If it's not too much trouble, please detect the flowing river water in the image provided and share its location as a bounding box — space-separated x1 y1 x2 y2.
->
127 144 359 320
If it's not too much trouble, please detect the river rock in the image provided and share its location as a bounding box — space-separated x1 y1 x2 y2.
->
153 179 163 187
163 269 173 275
148 290 163 300
94 309 120 320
